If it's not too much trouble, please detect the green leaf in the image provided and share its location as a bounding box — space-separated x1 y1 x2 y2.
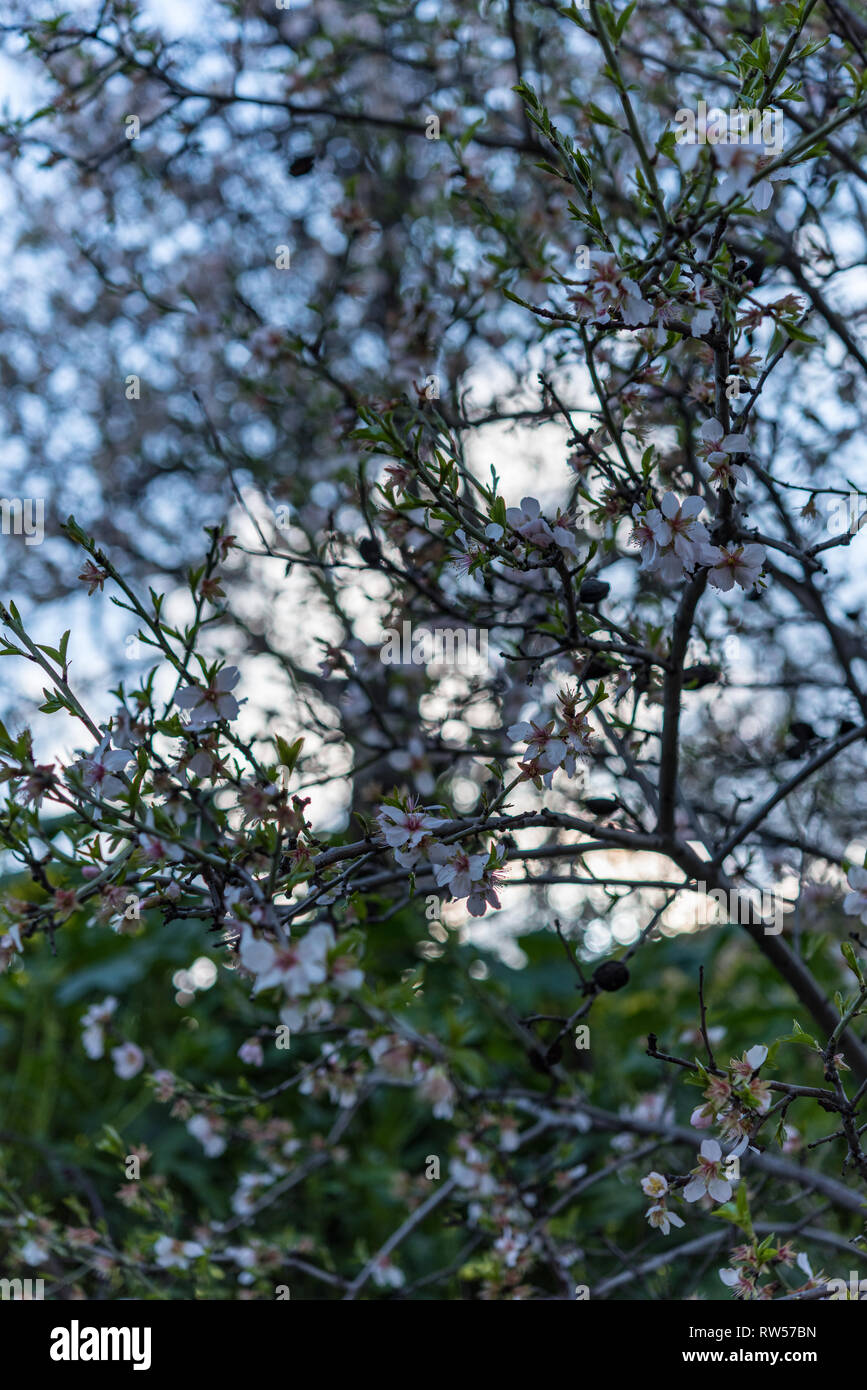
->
614 2 637 41
841 940 865 984
781 320 818 344
712 1180 753 1238
275 735 304 773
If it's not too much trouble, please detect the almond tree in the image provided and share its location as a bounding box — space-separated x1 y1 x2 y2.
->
2 0 867 1300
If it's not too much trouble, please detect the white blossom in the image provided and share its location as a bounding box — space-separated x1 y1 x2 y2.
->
175 666 241 729
154 1235 205 1270
187 1113 227 1157
683 1139 732 1203
645 1204 685 1234
705 542 765 592
111 1041 145 1079
73 734 132 799
843 866 867 924
633 493 710 581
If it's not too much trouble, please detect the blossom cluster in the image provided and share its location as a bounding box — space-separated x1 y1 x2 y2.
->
236 919 363 1033
508 686 599 789
376 798 506 916
485 495 583 560
568 253 720 340
638 1044 775 1252
80 996 145 1078
630 491 766 590
676 125 789 213
719 1246 820 1301
689 1044 771 1149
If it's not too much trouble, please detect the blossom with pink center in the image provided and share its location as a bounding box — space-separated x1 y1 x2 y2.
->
558 704 595 773
73 734 132 799
699 417 751 487
571 252 653 327
647 493 709 556
426 839 505 917
683 1139 733 1203
705 542 765 592
17 762 57 807
488 497 581 559
138 808 186 863
429 844 488 898
700 417 749 464
551 510 583 557
731 1044 768 1077
240 922 334 998
705 455 750 489
741 1077 771 1114
719 1116 752 1150
719 1265 756 1297
175 666 241 729
629 504 659 569
632 493 711 581
376 799 445 866
690 1072 733 1129
449 527 489 577
507 719 567 771
707 1072 734 1103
